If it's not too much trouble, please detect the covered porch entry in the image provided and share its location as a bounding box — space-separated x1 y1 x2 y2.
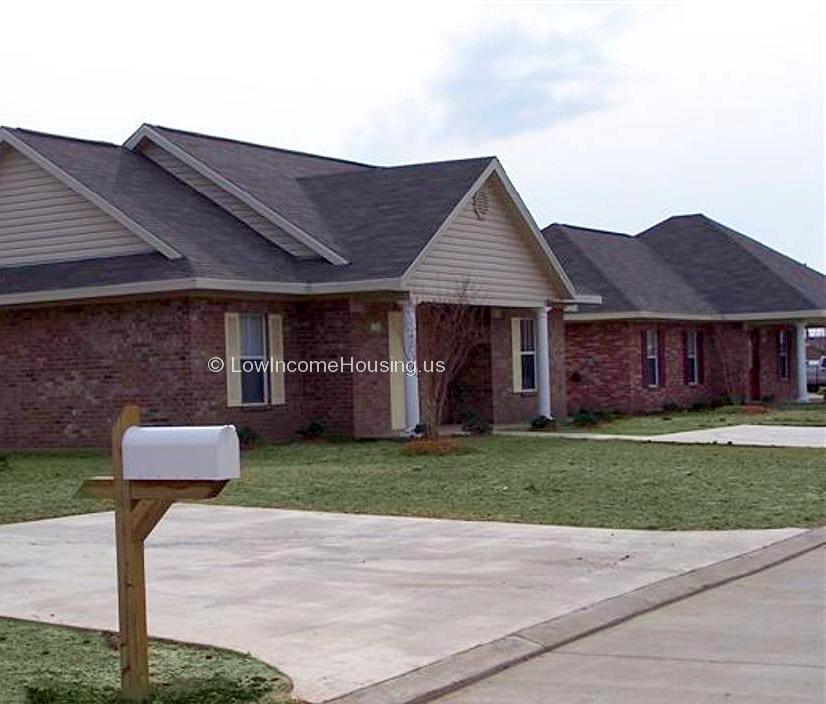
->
388 298 563 432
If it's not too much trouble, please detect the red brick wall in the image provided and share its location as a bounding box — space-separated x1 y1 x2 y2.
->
565 319 800 414
753 324 799 402
350 299 396 437
549 307 567 419
186 297 306 443
0 298 196 448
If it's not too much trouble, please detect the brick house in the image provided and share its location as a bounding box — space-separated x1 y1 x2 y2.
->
543 216 826 414
0 125 595 449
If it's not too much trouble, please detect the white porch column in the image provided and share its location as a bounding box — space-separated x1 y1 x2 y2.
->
796 321 808 403
403 298 421 429
535 305 552 418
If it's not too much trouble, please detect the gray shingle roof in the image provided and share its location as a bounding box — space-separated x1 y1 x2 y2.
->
149 126 372 258
639 215 826 314
0 127 492 294
544 215 825 318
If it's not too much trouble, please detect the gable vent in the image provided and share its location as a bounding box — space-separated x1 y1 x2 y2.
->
472 188 490 220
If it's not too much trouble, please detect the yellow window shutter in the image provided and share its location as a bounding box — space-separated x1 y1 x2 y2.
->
511 318 522 393
268 313 285 405
224 312 242 407
387 311 406 430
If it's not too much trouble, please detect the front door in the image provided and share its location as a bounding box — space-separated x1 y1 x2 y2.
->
748 329 761 401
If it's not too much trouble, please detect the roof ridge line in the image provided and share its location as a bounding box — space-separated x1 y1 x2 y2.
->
295 156 497 184
554 222 632 238
134 126 350 265
701 216 821 308
553 225 637 311
148 124 376 169
4 126 119 149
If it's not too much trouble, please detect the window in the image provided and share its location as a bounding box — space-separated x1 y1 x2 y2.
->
644 329 660 387
778 330 789 380
240 314 268 404
686 330 699 385
512 318 537 392
224 312 285 408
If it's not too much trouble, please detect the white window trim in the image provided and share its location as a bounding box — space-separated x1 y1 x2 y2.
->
646 329 660 388
686 329 699 385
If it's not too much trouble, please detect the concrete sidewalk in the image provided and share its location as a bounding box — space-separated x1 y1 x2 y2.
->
435 547 826 703
502 424 826 448
0 506 804 701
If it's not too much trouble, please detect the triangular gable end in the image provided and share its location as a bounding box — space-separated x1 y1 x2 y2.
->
404 164 577 307
0 144 160 267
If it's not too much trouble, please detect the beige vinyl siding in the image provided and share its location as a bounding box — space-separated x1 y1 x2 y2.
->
0 148 153 267
407 176 556 307
139 141 315 259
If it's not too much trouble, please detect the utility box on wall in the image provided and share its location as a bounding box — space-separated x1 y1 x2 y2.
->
122 425 240 480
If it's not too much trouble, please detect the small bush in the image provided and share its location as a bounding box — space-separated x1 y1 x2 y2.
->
236 426 261 450
401 438 466 456
530 415 552 430
741 404 769 415
690 401 710 412
662 401 679 413
571 409 599 427
461 413 492 435
297 420 326 441
710 395 730 408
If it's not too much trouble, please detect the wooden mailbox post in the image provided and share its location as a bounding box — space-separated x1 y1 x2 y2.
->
79 405 239 701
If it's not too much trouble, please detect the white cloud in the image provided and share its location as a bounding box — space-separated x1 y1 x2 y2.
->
0 0 821 268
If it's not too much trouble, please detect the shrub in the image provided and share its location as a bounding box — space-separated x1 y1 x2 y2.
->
461 413 492 435
401 438 466 456
530 415 552 430
662 401 679 413
690 401 710 412
296 419 326 441
236 426 261 450
710 395 731 408
741 404 769 415
571 409 599 427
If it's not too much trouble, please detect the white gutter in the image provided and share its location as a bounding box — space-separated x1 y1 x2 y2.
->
0 276 408 307
566 309 826 323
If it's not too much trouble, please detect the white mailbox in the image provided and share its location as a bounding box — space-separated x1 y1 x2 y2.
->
122 425 240 481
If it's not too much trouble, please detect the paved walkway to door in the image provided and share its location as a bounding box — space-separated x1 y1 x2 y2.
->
501 424 825 448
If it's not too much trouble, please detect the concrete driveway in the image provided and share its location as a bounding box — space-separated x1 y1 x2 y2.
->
0 506 803 701
435 547 826 703
505 424 826 448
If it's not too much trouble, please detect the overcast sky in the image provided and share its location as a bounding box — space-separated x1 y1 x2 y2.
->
2 1 822 270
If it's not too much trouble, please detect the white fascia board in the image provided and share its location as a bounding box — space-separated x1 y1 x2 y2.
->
125 125 349 266
0 129 182 261
400 159 579 301
0 277 407 307
565 309 826 323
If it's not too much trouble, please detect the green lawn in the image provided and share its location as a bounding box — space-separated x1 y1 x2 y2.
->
563 402 826 436
2 436 823 530
0 618 292 704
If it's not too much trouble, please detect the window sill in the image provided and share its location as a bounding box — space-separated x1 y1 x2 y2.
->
514 389 538 395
